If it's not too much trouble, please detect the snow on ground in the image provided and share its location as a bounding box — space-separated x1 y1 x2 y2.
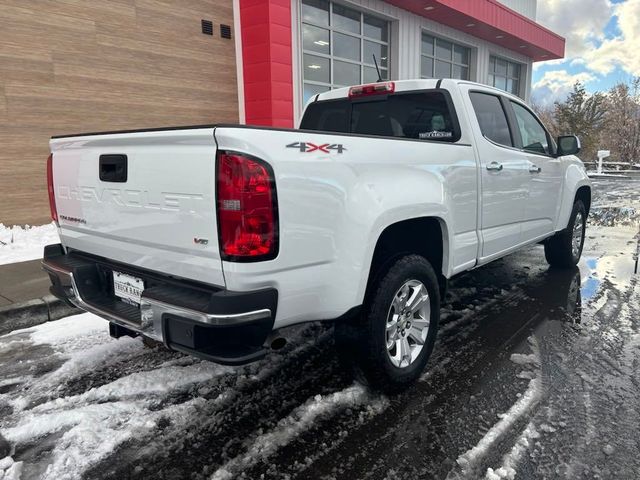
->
0 314 387 480
3 396 209 480
0 223 59 265
453 337 543 479
589 206 639 227
211 385 388 480
3 315 146 413
480 339 544 480
0 315 234 479
0 456 23 480
484 422 540 480
28 313 106 349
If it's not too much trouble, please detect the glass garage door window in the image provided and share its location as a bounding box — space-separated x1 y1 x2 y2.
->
420 34 470 80
301 0 390 104
489 56 522 96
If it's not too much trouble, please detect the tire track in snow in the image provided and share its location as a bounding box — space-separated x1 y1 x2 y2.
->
211 384 388 480
2 362 234 480
0 315 240 479
273 257 567 480
82 324 357 480
449 337 543 480
485 231 640 479
484 422 540 480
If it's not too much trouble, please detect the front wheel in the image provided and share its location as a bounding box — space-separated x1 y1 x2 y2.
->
544 200 586 268
335 254 440 393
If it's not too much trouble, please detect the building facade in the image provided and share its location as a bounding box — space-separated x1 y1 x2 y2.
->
0 0 563 226
237 0 564 127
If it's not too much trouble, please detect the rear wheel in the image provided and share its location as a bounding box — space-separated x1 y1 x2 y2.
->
544 200 586 268
335 254 440 393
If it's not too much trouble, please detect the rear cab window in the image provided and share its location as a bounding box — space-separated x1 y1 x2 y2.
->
300 90 461 142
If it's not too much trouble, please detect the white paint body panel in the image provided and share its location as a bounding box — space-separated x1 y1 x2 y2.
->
49 79 590 331
215 121 478 325
458 85 529 258
521 154 563 241
50 129 225 287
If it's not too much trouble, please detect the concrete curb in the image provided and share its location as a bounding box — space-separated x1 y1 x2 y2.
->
0 295 80 336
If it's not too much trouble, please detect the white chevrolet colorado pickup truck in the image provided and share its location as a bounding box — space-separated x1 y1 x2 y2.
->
43 79 590 391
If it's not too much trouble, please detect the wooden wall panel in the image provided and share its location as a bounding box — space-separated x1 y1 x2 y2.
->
0 0 238 226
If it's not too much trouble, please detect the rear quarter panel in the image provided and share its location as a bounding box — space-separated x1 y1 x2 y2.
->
215 125 478 328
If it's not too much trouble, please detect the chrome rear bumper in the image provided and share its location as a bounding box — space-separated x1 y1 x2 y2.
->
42 244 277 365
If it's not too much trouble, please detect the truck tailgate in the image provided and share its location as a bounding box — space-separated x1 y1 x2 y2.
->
49 128 224 287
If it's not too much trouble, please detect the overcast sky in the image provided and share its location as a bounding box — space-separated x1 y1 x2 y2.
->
532 0 639 105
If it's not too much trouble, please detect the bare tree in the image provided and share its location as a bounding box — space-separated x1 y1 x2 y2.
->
532 103 560 140
553 82 606 163
602 78 640 166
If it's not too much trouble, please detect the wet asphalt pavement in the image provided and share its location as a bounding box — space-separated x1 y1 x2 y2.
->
1 177 639 480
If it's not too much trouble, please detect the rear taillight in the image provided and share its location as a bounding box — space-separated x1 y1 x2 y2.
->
348 81 395 98
46 153 58 224
216 151 278 261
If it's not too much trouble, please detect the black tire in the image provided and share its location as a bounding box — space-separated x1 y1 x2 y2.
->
335 254 440 393
544 200 586 268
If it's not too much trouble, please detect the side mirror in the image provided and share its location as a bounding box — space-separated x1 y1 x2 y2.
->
557 135 581 156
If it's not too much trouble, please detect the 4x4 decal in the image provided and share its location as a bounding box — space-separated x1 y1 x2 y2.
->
286 142 346 154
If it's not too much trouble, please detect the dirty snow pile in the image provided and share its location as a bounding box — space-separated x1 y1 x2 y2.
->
0 223 59 266
589 206 639 227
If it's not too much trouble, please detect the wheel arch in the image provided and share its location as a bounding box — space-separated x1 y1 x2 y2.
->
575 185 591 215
363 217 449 302
556 164 591 231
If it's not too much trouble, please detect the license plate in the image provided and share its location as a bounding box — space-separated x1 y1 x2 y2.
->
113 271 145 307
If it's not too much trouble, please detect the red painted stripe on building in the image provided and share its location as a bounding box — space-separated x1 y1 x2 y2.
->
385 0 565 61
239 0 294 127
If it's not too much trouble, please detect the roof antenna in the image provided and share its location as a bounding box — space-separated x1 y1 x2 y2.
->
372 54 383 82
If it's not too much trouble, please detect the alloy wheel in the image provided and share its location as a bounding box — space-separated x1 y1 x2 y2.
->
572 211 584 258
385 280 431 368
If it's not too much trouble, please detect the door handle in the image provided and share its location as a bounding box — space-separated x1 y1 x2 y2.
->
529 164 542 173
486 161 503 172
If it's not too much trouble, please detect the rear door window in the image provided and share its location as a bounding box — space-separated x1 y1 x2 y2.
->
300 91 460 142
469 92 513 147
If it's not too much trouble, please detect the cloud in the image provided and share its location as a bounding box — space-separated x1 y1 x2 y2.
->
535 0 640 77
532 58 568 72
536 0 614 58
531 70 596 106
581 0 640 75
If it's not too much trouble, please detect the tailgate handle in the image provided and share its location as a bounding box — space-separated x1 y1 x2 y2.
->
99 154 128 182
